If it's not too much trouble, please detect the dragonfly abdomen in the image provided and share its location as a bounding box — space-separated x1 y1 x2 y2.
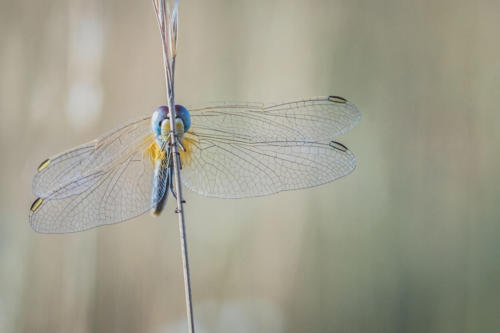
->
151 154 170 216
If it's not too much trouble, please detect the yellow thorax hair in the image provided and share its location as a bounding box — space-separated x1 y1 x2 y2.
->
144 132 197 168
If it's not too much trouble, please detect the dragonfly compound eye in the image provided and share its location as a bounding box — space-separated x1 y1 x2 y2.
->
152 105 170 136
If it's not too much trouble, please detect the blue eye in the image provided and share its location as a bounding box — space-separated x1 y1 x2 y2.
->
175 104 191 131
151 106 169 136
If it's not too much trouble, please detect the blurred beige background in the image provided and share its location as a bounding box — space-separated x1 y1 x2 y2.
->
1 0 500 332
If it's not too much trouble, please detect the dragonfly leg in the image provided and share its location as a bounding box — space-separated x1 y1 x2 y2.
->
176 151 183 170
170 171 178 200
178 140 186 152
166 149 173 168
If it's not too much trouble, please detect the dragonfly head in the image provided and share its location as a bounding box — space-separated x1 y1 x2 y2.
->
151 104 191 138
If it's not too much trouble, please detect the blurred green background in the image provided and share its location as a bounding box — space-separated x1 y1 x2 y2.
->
1 0 500 332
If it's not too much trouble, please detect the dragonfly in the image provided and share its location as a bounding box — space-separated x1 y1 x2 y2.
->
29 2 360 234
29 96 360 233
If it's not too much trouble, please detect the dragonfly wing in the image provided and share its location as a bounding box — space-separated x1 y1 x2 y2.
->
181 96 359 198
32 116 151 199
181 131 356 198
187 96 360 143
29 117 167 233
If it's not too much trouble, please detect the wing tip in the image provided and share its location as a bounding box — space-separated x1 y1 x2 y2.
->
327 95 361 122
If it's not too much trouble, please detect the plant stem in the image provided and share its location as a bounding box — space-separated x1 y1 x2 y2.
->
153 1 195 332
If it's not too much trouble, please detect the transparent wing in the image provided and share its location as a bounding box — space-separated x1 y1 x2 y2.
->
181 96 359 198
32 116 151 198
187 96 360 143
29 116 167 233
181 134 356 198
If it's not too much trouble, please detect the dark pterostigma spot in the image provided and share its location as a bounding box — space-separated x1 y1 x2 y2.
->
328 96 347 103
37 158 50 172
30 197 43 212
329 141 349 152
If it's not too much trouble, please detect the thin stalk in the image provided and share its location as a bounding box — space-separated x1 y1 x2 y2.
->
152 1 195 332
